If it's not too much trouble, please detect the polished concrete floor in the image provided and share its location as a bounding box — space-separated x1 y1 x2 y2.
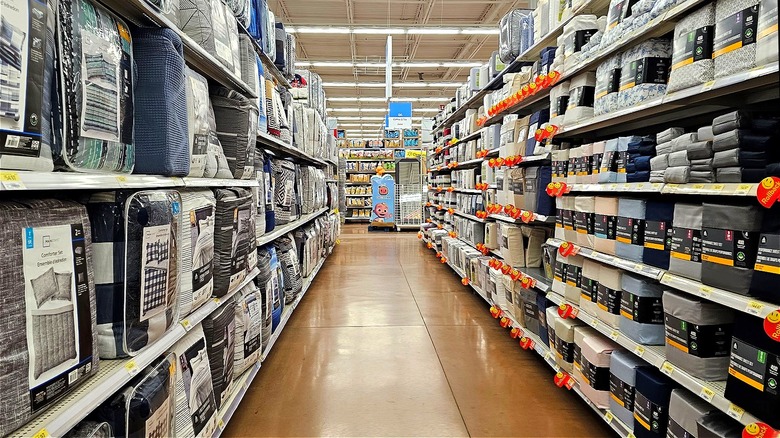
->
225 225 614 437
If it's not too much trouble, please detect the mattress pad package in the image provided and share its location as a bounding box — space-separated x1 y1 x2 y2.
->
213 188 256 297
233 282 263 376
609 350 649 427
574 328 619 409
255 247 274 351
56 0 134 173
667 389 716 438
596 264 623 328
202 296 235 409
64 421 112 438
619 274 664 345
211 87 258 179
593 196 619 255
633 367 676 438
554 317 583 373
0 0 56 171
713 0 760 78
88 190 181 358
0 199 99 436
667 3 716 93
91 354 175 437
616 198 647 262
669 203 704 280
184 68 212 177
169 325 218 438
564 253 585 304
663 290 734 381
725 313 780 429
132 28 189 176
274 233 302 304
178 0 236 72
579 259 601 317
179 190 216 319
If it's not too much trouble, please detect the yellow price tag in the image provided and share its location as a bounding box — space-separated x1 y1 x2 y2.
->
32 429 50 438
115 175 128 183
635 183 645 189
628 433 636 438
699 285 713 298
604 411 614 423
609 331 619 341
333 208 339 214
701 80 716 91
591 317 600 327
213 297 221 305
181 319 191 330
218 419 225 429
335 239 341 245
736 184 753 195
712 184 725 191
0 171 25 189
700 386 715 402
692 184 705 190
727 403 745 420
661 361 675 376
746 300 764 316
634 345 645 357
125 359 140 376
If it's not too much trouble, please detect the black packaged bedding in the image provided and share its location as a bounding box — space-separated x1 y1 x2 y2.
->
210 87 258 179
274 233 302 304
255 246 274 351
202 296 236 409
272 159 297 224
87 190 182 358
179 189 216 319
131 27 189 176
169 324 218 437
56 0 135 173
213 188 256 297
90 354 175 437
178 0 236 72
0 199 99 436
64 421 112 438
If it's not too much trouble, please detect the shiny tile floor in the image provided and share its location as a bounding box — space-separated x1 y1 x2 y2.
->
225 225 614 437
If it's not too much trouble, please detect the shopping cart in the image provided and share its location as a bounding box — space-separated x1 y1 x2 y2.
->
394 158 423 230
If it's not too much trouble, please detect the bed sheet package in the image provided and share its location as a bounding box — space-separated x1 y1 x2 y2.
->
545 307 558 350
593 196 619 255
272 159 297 224
615 198 646 263
713 0 760 78
574 327 618 409
184 68 212 177
169 325 218 438
233 282 263 376
756 0 779 65
565 254 584 304
213 188 256 297
255 246 274 350
520 290 541 337
751 204 780 303
178 0 236 72
561 15 600 71
725 313 780 429
201 296 236 410
64 421 112 438
274 233 302 304
524 166 555 216
536 293 554 346
668 203 704 281
211 87 257 180
633 367 676 438
642 200 674 269
549 81 571 128
522 225 548 267
56 0 134 173
579 259 600 317
616 38 672 111
574 196 595 248
551 149 569 183
88 190 181 359
0 199 99 436
667 4 716 93
619 274 664 345
667 389 717 438
554 316 583 373
132 28 189 176
609 350 649 427
91 354 175 438
563 72 596 125
0 0 56 172
663 290 734 381
179 190 216 319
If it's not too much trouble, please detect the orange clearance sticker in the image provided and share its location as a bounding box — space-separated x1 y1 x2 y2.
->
461 277 470 286
510 327 523 338
757 176 780 208
520 336 535 350
742 422 779 438
764 310 780 342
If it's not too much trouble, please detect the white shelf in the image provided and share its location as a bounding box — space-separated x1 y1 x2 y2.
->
490 211 555 224
453 210 486 223
555 182 761 197
345 194 372 197
564 182 664 193
546 238 664 280
257 132 328 167
0 171 260 191
14 268 260 438
453 188 483 194
256 208 328 246
659 272 777 319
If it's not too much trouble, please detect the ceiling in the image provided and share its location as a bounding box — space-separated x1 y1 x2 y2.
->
270 0 531 137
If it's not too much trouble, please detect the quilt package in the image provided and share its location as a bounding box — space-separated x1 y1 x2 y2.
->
255 245 275 350
211 87 258 179
213 188 256 297
91 354 175 438
179 189 216 319
87 190 181 358
184 68 210 177
0 199 99 436
499 9 533 63
56 0 134 173
178 0 237 72
170 325 218 438
233 282 263 375
202 296 236 409
253 152 267 237
272 159 297 224
275 233 302 304
64 421 112 438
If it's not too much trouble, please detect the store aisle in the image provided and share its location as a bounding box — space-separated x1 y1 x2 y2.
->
225 225 613 437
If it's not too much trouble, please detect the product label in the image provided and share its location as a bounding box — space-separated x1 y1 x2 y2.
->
755 232 780 274
713 6 759 58
140 224 172 322
672 26 715 70
670 227 703 262
644 220 673 251
574 344 582 370
567 86 596 110
555 96 570 117
563 209 576 230
597 285 622 315
578 356 611 390
597 69 622 99
566 264 582 288
701 228 759 268
179 338 218 436
523 301 539 322
729 337 780 395
664 314 732 357
581 275 599 303
145 395 171 438
555 335 575 363
600 151 618 174
616 216 645 245
610 373 636 411
616 151 628 174
554 260 568 283
634 391 667 434
242 292 263 358
566 29 597 52
23 224 94 412
667 418 694 438
553 160 569 179
757 0 778 41
190 205 215 305
575 211 596 235
620 291 663 324
568 156 578 178
594 214 617 240
619 57 672 91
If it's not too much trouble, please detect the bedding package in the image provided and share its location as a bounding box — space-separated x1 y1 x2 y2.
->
179 189 216 319
213 188 257 297
170 325 218 438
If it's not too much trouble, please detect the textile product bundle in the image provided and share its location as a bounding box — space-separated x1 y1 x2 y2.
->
756 0 779 65
499 9 533 63
179 190 216 319
593 196 618 255
521 290 541 337
202 297 236 409
254 153 267 237
263 154 275 231
227 0 250 27
574 196 595 248
0 199 99 435
524 109 549 157
536 293 553 346
178 0 236 72
594 53 622 116
663 290 734 381
567 147 581 184
626 136 656 183
669 203 703 280
616 38 672 111
554 316 583 373
265 244 285 331
184 69 212 177
701 203 763 294
642 200 674 269
91 354 174 437
563 72 596 126
546 307 559 350
668 389 717 437
633 367 676 438
255 247 274 351
563 196 578 242
579 259 601 317
549 81 571 127
551 254 569 297
233 282 263 375
561 15 601 71
524 166 555 216
274 233 302 304
598 138 619 183
552 149 569 183
725 313 780 429
619 274 664 344
615 198 646 263
609 350 649 427
574 328 618 409
554 197 566 240
595 264 623 328
238 35 261 97
169 325 218 438
710 111 778 182
500 223 525 268
63 421 112 438
211 87 257 179
132 28 189 176
751 205 780 303
564 254 585 304
522 226 548 268
272 159 297 224
667 3 716 92
56 0 134 173
213 188 255 297
88 190 181 358
713 0 760 78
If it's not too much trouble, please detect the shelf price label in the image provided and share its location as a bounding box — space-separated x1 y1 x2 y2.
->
0 171 25 190
181 319 192 331
661 361 675 376
609 331 619 341
604 411 614 424
746 301 765 316
699 386 715 402
727 403 745 421
633 345 645 357
32 429 50 438
125 359 140 376
699 285 713 298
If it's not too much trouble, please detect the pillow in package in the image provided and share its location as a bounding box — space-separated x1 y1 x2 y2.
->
0 199 99 436
169 325 218 438
87 190 181 358
179 189 216 319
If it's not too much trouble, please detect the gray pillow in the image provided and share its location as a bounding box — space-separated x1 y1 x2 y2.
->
55 271 73 301
30 267 58 307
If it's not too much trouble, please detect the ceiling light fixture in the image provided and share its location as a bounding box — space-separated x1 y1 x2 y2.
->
286 26 498 35
322 82 463 88
296 61 481 68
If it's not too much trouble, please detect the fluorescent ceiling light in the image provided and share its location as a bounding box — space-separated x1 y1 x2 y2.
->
414 108 441 112
296 61 481 68
322 82 463 88
390 97 449 102
328 108 388 113
328 97 389 102
337 116 387 121
287 26 498 35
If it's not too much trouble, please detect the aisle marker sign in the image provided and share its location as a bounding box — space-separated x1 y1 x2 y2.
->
387 102 412 129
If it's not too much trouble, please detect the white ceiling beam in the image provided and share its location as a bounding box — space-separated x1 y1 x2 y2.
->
400 0 438 81
287 26 498 35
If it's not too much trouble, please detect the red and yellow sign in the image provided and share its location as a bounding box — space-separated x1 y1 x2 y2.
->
757 176 780 208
